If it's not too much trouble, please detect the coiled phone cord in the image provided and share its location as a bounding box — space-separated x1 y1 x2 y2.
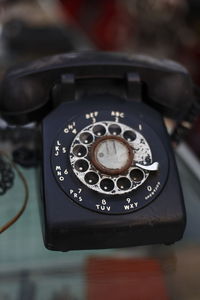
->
0 151 29 233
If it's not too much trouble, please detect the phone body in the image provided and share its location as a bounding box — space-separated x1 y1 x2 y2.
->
0 52 190 251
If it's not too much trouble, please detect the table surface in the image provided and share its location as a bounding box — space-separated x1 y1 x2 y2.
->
0 145 200 300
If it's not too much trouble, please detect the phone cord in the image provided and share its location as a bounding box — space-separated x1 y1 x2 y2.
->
0 152 29 233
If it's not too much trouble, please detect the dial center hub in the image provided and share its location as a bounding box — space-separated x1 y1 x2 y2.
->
91 136 134 175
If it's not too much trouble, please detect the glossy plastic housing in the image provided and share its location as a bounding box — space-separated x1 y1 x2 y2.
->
41 95 186 251
0 52 194 124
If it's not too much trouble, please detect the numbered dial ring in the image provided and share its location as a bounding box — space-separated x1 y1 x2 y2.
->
70 121 152 195
51 108 169 215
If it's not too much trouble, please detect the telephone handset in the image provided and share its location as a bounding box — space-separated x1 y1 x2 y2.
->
0 52 194 124
1 52 198 251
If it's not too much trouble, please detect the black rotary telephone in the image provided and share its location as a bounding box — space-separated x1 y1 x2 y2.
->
0 52 199 251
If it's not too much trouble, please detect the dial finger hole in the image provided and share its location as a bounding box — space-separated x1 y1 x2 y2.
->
123 130 136 142
117 177 131 190
130 168 144 182
100 178 114 192
74 159 89 172
108 124 121 135
85 172 99 185
73 144 87 157
93 124 106 137
79 132 93 144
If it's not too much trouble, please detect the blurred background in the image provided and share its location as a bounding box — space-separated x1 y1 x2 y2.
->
1 1 200 300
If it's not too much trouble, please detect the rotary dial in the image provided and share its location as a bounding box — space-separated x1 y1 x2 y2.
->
70 121 159 195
